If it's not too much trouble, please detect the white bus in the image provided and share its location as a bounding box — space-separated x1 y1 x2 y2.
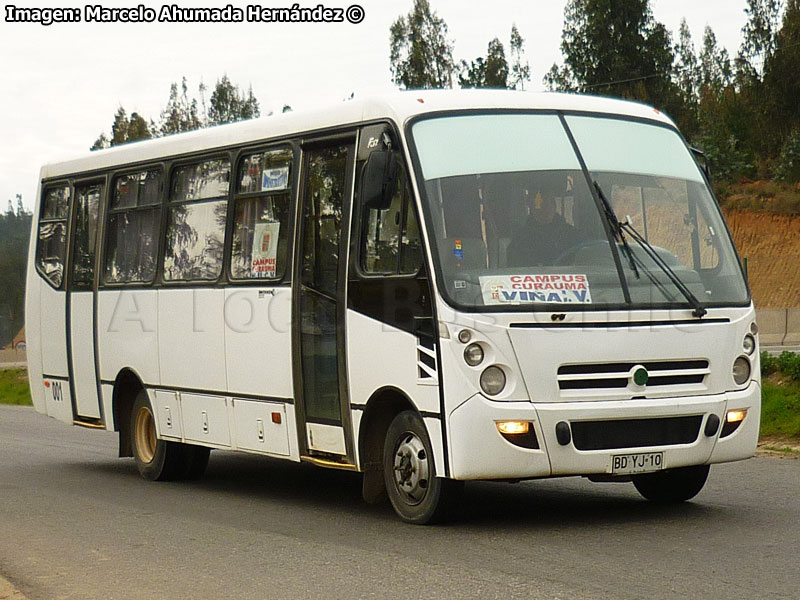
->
26 91 760 524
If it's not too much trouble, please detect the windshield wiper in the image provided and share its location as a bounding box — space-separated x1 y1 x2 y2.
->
593 182 639 280
593 181 707 319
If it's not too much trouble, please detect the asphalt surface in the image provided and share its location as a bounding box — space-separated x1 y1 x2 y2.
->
1 405 799 600
762 345 800 355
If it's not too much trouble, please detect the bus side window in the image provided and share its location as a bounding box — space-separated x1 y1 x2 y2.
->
163 158 230 282
105 169 162 284
361 161 422 276
36 184 71 288
230 148 293 281
71 183 102 289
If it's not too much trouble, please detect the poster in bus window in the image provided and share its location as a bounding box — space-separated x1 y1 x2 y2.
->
261 166 289 192
251 222 280 278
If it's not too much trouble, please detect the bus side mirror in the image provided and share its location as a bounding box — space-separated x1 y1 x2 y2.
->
690 147 712 182
362 150 397 211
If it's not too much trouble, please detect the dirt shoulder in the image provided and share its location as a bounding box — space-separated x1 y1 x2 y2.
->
722 208 800 308
757 436 800 459
0 575 26 600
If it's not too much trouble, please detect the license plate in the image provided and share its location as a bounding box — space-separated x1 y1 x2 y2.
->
611 452 664 475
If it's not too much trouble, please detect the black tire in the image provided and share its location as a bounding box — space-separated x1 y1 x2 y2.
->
131 389 189 481
383 410 462 525
632 464 710 503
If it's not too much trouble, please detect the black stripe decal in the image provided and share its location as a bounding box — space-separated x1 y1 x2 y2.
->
349 404 440 421
420 411 441 420
42 374 70 382
509 318 730 329
139 382 294 404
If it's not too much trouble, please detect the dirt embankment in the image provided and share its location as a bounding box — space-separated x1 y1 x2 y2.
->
723 209 800 308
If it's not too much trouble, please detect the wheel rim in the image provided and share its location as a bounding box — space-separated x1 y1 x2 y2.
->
392 431 430 506
134 405 157 464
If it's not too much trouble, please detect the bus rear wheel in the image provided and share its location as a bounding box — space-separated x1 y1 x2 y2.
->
383 410 461 524
131 390 209 481
632 464 710 503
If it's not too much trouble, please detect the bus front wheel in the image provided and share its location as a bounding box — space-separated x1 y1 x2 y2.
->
131 390 208 481
632 464 710 503
383 410 461 524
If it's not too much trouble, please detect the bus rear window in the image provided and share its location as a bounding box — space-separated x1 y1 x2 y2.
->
36 185 71 288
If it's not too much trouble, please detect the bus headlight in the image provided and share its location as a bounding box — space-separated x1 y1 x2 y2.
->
743 334 756 355
464 343 484 366
732 357 751 386
480 366 506 395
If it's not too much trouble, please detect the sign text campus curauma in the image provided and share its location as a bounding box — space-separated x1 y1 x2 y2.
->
479 274 593 305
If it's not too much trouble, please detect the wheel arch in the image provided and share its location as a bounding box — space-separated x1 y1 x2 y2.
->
357 386 418 504
111 367 147 458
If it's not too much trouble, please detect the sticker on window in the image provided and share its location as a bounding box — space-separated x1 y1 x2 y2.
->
261 166 289 192
479 274 592 305
251 222 280 278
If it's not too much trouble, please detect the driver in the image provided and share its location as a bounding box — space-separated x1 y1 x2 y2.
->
507 192 577 267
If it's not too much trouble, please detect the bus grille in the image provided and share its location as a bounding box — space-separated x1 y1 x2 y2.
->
557 359 709 394
570 416 703 450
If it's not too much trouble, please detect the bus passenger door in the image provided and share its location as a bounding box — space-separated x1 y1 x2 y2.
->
293 140 356 460
67 180 103 421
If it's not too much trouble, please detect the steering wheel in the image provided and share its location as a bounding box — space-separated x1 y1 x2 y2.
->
553 239 612 265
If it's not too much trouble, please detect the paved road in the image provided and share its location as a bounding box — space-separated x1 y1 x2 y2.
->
1 406 799 600
762 345 800 356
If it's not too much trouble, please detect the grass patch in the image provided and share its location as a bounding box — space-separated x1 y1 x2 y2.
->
762 445 800 457
0 368 32 405
761 377 800 440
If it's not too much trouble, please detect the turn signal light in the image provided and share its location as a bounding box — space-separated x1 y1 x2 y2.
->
496 421 539 449
721 409 747 438
726 409 747 423
496 421 530 435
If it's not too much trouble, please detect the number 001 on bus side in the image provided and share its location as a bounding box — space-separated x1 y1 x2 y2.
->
612 452 664 475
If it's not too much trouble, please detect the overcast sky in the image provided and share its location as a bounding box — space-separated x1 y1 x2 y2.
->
0 0 752 212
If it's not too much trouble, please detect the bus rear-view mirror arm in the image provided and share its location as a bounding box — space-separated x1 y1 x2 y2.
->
690 146 712 182
413 315 435 339
362 150 397 211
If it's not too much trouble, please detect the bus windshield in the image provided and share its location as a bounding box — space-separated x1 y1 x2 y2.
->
411 112 749 311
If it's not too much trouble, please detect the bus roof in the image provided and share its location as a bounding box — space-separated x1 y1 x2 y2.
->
40 90 676 181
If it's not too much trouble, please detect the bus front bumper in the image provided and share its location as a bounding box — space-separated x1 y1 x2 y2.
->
447 382 760 481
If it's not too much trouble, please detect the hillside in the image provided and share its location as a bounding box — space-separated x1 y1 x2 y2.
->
723 209 800 308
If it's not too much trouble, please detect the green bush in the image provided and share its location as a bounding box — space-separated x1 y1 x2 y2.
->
698 133 756 182
765 350 800 382
761 351 778 375
778 351 796 375
774 130 800 183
